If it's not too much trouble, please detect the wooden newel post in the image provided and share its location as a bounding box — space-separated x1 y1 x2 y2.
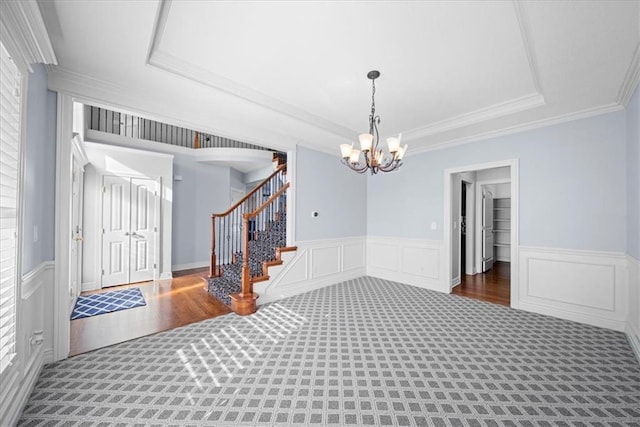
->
210 215 217 278
230 213 258 315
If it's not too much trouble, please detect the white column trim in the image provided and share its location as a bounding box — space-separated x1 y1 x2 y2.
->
53 94 73 361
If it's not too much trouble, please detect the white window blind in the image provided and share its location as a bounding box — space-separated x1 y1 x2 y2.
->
0 41 22 375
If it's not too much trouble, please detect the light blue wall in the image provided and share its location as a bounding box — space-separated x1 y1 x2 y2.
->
172 157 231 267
367 110 628 253
296 146 367 241
627 85 640 259
22 64 56 274
230 168 244 190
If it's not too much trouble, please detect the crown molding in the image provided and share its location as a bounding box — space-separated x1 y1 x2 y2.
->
147 49 356 140
403 92 545 142
409 102 623 155
48 66 125 99
402 1 547 145
617 42 640 107
0 0 56 73
512 0 544 94
146 0 355 141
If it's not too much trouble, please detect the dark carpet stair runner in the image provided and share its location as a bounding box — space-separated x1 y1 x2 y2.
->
207 213 286 306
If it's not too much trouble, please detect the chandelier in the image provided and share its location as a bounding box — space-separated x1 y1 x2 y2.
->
340 70 407 174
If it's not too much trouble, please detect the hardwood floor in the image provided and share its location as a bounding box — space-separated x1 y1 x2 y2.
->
452 261 510 306
69 268 231 357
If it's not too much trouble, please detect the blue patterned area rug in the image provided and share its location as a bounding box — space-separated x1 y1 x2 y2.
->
71 287 146 320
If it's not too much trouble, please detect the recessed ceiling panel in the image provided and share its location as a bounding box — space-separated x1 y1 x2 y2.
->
154 1 540 136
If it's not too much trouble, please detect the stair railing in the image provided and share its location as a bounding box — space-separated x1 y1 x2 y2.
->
210 163 287 278
237 182 291 299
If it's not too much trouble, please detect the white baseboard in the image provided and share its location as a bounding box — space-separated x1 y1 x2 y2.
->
172 261 209 272
81 281 100 292
159 271 173 280
519 246 628 331
366 236 447 293
256 237 366 305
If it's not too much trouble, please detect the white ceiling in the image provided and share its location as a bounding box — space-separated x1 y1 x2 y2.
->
40 0 640 155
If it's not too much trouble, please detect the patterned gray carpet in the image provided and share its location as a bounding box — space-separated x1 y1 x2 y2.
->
19 277 640 426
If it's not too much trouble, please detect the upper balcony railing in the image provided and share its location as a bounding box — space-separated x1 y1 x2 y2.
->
86 105 273 151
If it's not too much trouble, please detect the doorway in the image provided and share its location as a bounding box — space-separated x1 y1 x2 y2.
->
101 176 158 287
444 160 519 308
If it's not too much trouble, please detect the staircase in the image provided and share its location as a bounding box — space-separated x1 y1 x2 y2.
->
207 159 295 315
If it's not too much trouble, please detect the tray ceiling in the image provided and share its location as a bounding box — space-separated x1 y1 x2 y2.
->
41 0 640 153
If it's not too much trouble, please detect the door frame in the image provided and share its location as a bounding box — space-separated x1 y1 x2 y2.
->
474 178 510 272
69 134 88 303
54 94 74 361
460 179 474 277
444 159 519 308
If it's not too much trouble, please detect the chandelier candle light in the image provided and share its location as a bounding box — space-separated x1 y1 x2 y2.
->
340 70 407 174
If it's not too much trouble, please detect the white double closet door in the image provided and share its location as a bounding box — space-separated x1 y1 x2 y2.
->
102 176 158 287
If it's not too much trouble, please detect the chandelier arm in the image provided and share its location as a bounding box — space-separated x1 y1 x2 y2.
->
339 70 407 175
341 158 369 174
377 160 403 172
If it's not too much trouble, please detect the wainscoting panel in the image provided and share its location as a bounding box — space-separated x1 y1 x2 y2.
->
519 247 628 331
256 237 366 305
343 242 366 272
368 241 399 272
402 246 440 280
627 255 640 361
2 262 54 426
310 246 341 279
366 237 446 293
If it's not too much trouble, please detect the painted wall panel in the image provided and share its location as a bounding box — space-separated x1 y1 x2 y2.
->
526 258 615 311
402 246 439 280
627 256 640 359
296 146 367 241
172 155 231 268
274 251 308 286
311 246 341 278
368 242 399 272
256 237 366 305
367 111 627 253
626 85 640 259
22 65 56 273
519 247 627 331
366 237 445 292
343 242 366 271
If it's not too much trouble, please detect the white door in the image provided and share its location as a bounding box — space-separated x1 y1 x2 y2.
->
129 178 157 283
102 176 157 287
482 190 494 272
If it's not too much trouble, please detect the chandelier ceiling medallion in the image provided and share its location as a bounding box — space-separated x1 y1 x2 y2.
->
340 70 407 174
